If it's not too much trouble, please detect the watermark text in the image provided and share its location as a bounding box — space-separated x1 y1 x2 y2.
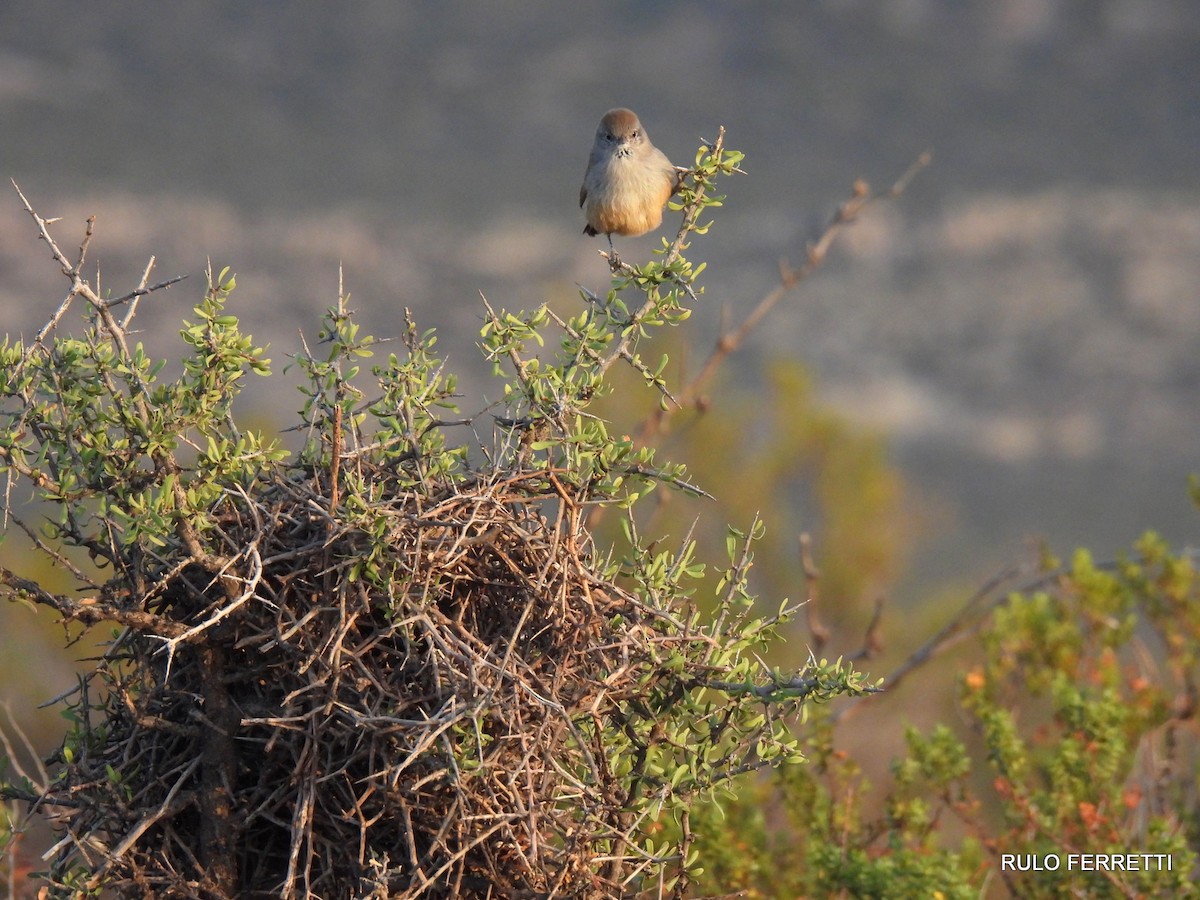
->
1001 853 1173 873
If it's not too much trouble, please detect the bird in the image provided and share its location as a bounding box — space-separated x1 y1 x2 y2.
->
579 108 683 258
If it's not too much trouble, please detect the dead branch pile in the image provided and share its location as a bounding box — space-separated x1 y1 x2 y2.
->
38 462 682 899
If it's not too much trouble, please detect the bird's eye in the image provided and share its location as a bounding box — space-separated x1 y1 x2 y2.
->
605 132 614 140
631 130 640 139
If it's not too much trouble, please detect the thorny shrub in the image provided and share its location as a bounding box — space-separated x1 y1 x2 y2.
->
0 133 879 898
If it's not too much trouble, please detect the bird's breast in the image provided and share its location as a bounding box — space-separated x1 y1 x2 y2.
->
583 153 676 237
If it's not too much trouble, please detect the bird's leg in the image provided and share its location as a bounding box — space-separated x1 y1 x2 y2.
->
605 233 622 270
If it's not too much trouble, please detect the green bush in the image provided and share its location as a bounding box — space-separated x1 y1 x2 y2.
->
0 138 879 898
687 534 1199 898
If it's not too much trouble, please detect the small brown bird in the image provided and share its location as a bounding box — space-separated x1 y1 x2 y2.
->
580 108 682 253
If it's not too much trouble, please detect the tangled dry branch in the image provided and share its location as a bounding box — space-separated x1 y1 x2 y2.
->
9 449 829 898
1 144 887 899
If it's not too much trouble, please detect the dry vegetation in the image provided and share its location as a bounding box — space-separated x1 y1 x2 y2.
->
0 144 924 898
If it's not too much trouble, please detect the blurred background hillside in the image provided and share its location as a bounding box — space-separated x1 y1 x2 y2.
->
1 1 1198 751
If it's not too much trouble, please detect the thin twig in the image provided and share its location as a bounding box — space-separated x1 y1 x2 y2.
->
799 532 830 652
639 151 932 443
833 559 1041 725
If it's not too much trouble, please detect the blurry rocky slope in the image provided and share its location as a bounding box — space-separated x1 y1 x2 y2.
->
1 0 1197 594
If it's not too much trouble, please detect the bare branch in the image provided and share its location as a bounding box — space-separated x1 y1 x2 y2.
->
639 151 932 443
